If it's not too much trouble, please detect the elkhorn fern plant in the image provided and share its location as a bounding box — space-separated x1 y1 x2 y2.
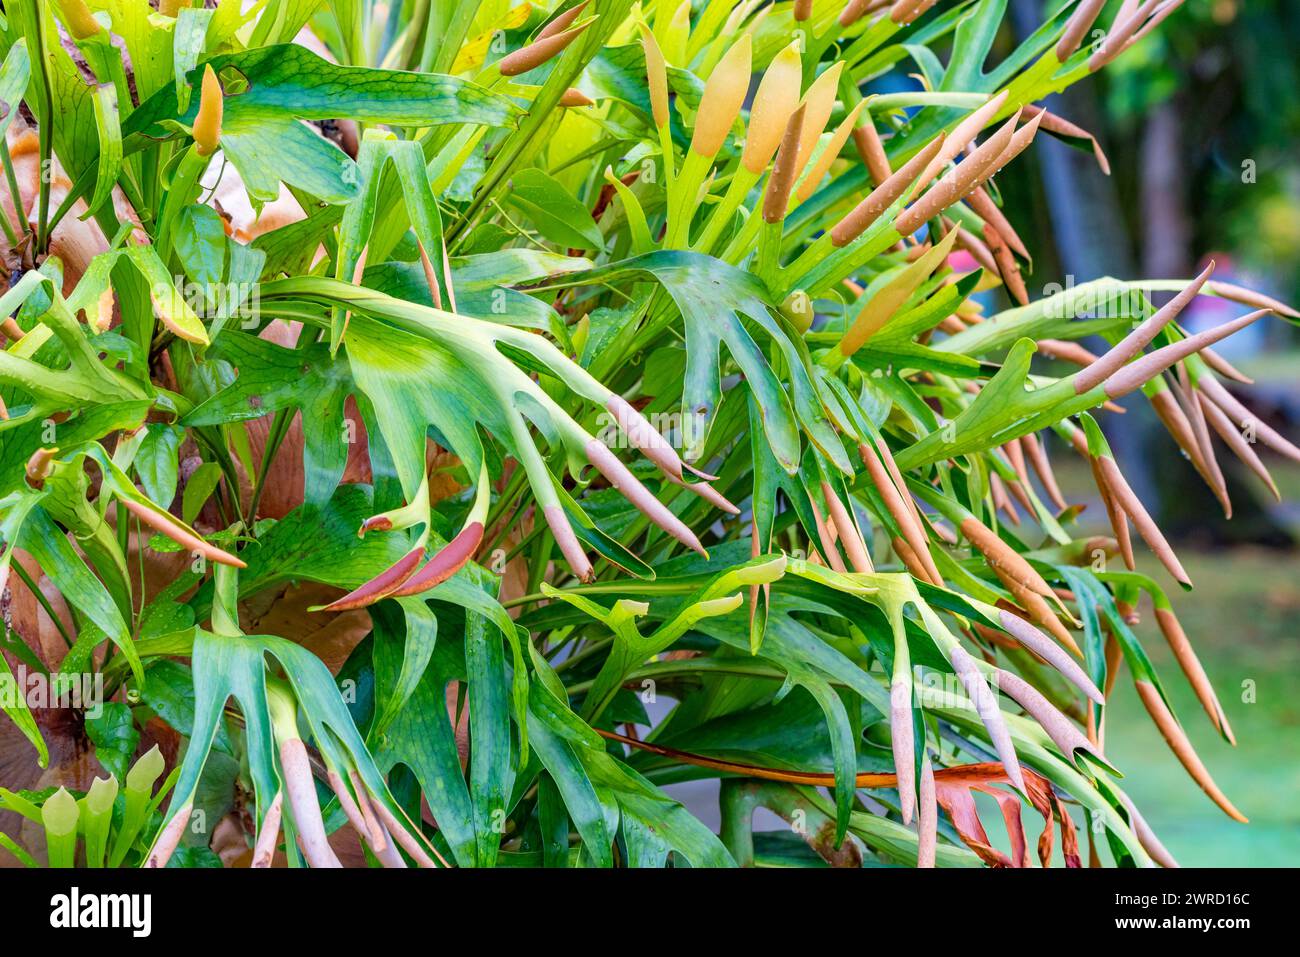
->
0 0 1293 869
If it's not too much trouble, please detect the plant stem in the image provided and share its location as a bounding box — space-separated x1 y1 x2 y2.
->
246 407 293 524
0 140 24 239
11 560 74 650
22 0 53 253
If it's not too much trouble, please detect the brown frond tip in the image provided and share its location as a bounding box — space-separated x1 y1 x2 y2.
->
318 545 424 612
277 736 343 867
1134 680 1247 823
961 515 1080 654
1086 445 1136 571
327 771 406 868
1056 0 1109 60
996 669 1106 768
24 447 57 488
1037 338 1099 367
1149 387 1210 484
948 643 1026 794
808 494 847 573
917 758 936 868
387 521 484 598
840 0 891 28
250 792 282 869
821 481 873 573
890 0 939 26
1021 431 1068 512
586 439 706 556
1102 309 1269 400
558 88 594 108
606 394 683 479
1172 371 1230 517
1097 455 1191 587
860 441 940 583
948 220 998 275
543 504 594 582
894 112 1020 235
831 133 946 247
538 0 588 40
983 221 1027 305
1153 607 1234 745
349 769 388 852
998 609 1102 704
763 104 806 225
959 515 1054 602
1074 262 1214 394
1119 792 1180 868
968 185 1029 260
144 803 193 868
889 680 916 825
1199 374 1300 465
851 117 893 186
1198 389 1280 501
1206 279 1300 319
368 797 444 868
499 19 592 77
118 496 246 569
1088 0 1163 71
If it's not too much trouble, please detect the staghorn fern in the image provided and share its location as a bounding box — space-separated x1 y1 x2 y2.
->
0 0 1291 869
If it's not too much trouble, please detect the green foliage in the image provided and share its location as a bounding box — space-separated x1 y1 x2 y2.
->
0 746 176 868
0 0 1285 870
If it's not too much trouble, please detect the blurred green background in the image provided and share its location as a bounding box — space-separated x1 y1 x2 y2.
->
998 0 1300 865
1055 468 1300 866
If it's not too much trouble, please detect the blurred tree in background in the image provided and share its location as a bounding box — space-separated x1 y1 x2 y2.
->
1103 0 1300 304
1000 0 1300 298
997 0 1300 542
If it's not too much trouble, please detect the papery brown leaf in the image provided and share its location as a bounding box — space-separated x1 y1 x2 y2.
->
599 728 1079 866
931 763 1080 868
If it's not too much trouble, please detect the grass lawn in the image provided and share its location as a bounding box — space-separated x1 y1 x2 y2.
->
1098 549 1300 866
1047 440 1300 866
